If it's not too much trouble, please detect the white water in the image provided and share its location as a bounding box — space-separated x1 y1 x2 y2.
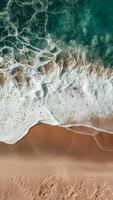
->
0 47 113 144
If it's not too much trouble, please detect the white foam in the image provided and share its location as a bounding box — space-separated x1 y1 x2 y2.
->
0 32 113 144
1 45 113 143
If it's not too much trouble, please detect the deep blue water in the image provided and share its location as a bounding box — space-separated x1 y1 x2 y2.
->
0 0 113 67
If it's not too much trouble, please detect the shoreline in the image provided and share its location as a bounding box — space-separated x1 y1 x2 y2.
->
1 46 113 143
0 124 113 199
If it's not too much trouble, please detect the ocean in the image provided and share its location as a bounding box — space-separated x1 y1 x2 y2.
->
1 0 113 66
0 0 113 143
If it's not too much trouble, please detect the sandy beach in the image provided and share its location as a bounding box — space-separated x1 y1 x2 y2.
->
0 124 113 199
1 0 113 199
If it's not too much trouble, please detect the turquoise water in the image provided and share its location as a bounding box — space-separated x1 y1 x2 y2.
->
0 0 113 67
1 0 113 144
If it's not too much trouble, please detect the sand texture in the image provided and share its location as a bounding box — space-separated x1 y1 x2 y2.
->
0 124 113 199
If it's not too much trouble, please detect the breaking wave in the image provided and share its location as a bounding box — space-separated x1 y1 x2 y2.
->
0 0 113 143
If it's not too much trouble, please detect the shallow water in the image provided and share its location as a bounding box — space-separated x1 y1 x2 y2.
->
0 0 113 143
0 0 113 66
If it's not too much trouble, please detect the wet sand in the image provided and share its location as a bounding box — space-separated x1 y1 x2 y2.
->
1 124 113 199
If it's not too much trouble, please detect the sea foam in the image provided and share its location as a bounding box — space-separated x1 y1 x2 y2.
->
1 0 113 143
0 37 113 144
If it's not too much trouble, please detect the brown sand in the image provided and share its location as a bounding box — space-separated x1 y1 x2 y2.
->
1 124 113 199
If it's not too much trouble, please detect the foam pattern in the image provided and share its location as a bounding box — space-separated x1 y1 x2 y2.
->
0 0 113 143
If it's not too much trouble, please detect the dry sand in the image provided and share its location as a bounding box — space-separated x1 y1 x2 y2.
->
0 124 113 199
